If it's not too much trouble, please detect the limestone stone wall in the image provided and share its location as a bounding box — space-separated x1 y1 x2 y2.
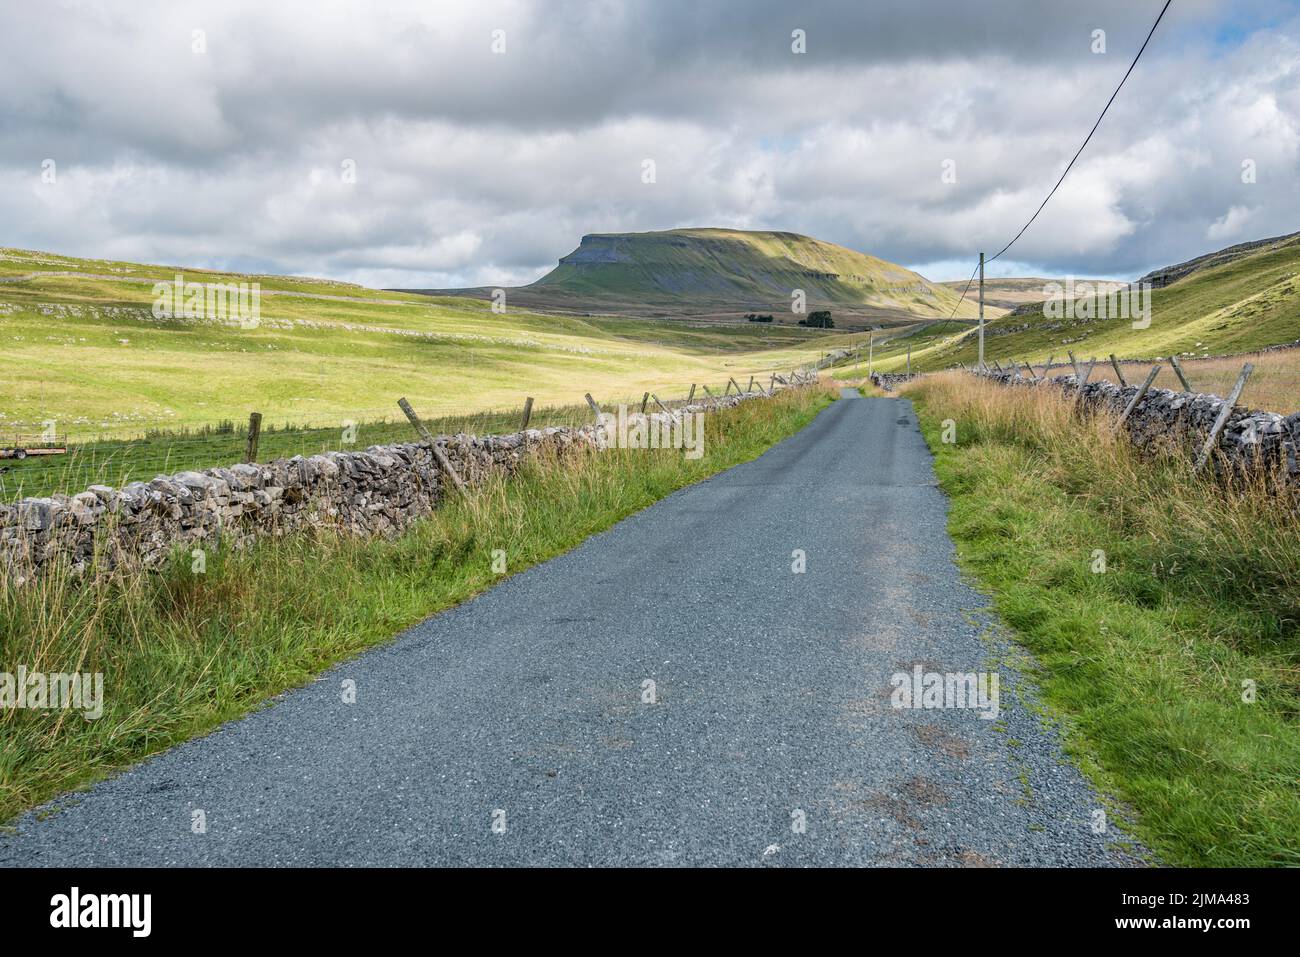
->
1 391 772 581
978 370 1300 484
869 372 920 391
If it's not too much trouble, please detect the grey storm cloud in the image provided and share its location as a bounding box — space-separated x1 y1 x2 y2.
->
0 0 1298 287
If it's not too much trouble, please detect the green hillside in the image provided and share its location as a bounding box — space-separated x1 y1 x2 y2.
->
0 246 835 448
871 232 1300 372
422 228 980 327
937 276 1120 310
1140 229 1300 288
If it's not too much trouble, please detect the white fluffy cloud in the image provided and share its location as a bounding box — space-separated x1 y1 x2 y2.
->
0 0 1297 286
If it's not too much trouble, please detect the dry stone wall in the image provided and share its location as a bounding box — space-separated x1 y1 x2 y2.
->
1 390 773 582
977 370 1300 485
870 372 921 391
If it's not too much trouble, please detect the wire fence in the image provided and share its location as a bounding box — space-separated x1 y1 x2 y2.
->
987 352 1300 416
0 374 797 502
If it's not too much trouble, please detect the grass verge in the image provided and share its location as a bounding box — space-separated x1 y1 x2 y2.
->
0 385 835 822
901 372 1299 867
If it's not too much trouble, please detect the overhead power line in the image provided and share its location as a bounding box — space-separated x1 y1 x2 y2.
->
988 0 1173 264
944 0 1174 319
946 260 981 319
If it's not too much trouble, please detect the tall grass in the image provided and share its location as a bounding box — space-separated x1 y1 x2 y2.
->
901 372 1300 866
0 385 835 822
1104 349 1300 414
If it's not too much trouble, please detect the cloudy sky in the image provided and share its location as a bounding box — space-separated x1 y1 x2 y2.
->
2 0 1297 287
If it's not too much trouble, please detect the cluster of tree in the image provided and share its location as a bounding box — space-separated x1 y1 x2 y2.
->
744 313 774 323
798 310 834 328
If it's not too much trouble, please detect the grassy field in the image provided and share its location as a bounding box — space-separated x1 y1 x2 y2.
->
832 320 980 378
0 394 770 502
0 384 835 823
868 234 1300 376
0 246 839 450
1100 351 1300 416
901 372 1300 867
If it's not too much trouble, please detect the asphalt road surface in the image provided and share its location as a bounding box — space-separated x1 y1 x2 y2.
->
0 390 1136 867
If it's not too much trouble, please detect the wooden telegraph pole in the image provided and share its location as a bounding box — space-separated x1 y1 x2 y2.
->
978 252 985 372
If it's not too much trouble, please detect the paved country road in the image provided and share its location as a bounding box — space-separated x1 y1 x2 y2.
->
0 390 1139 867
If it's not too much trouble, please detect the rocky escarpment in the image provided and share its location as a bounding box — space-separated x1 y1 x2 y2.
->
1139 230 1300 289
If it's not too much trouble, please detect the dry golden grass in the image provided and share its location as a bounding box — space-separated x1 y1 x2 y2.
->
1087 348 1300 414
902 370 1296 510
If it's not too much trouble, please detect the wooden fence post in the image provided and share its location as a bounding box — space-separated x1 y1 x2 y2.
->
651 393 677 418
1108 354 1127 387
640 391 650 412
686 384 696 404
1068 350 1081 381
1041 354 1055 378
1168 354 1193 392
584 393 604 419
702 384 715 398
1074 357 1097 406
521 397 534 430
398 397 467 494
1194 363 1254 473
244 412 262 463
1113 367 1160 433
729 377 742 396
746 375 755 393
